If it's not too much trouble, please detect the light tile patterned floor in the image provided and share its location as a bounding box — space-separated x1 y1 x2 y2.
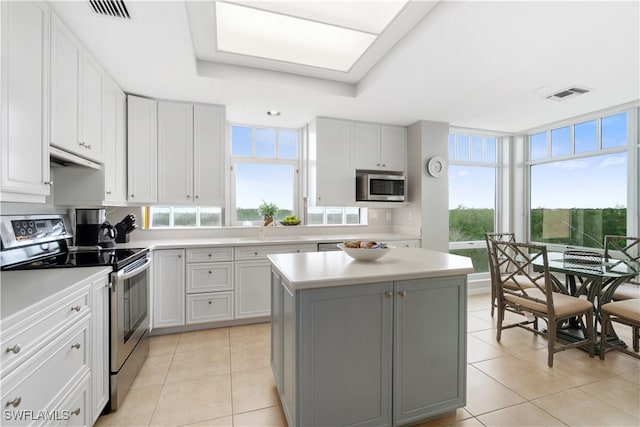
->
96 293 640 427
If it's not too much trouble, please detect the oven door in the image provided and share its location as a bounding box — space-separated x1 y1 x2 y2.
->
111 255 151 372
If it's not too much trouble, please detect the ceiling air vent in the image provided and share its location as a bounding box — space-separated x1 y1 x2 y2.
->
546 86 591 101
89 0 130 19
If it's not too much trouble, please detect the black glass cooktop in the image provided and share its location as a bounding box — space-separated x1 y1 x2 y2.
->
3 247 148 271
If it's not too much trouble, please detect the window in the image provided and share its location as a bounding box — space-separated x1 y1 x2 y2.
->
231 125 300 224
149 206 223 228
528 111 629 249
307 207 365 225
448 132 500 274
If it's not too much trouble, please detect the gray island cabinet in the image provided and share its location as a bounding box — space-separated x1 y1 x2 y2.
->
268 248 474 427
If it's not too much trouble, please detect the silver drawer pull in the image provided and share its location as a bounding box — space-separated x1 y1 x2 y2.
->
208 271 212 274
385 291 393 299
71 343 81 350
208 253 212 257
5 344 21 354
71 408 81 416
70 305 81 312
208 301 212 305
399 291 407 298
254 252 258 256
5 397 21 408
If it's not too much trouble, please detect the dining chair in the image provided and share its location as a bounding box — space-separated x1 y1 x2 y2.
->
485 232 515 316
491 240 595 367
600 299 640 359
603 235 640 300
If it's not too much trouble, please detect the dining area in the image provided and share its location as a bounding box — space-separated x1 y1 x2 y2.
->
484 233 640 367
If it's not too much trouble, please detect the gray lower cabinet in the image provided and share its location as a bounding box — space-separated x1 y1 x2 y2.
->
271 275 466 427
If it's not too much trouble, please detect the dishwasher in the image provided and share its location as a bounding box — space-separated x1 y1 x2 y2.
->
317 242 343 252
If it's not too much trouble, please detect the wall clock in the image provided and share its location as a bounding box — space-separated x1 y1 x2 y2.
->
427 156 446 177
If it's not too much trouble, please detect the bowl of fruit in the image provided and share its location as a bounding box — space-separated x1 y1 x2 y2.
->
338 240 394 261
280 215 301 226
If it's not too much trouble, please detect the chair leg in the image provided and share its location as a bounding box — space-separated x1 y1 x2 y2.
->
547 320 556 367
490 281 496 317
585 309 594 359
496 301 504 341
600 310 608 360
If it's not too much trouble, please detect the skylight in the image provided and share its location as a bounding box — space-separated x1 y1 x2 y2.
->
214 1 407 72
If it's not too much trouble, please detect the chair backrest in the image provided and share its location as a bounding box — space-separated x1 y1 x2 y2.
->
490 240 554 314
485 232 515 272
604 235 640 285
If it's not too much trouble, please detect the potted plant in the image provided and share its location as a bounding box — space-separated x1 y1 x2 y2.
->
258 201 279 226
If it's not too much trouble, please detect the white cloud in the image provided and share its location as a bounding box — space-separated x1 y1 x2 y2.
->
596 156 626 169
550 159 588 170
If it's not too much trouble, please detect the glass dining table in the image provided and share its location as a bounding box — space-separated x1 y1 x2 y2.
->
535 251 640 353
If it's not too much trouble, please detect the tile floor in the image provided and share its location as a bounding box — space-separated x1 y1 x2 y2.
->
95 293 640 427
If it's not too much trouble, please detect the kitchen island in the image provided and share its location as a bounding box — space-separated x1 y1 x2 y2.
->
268 248 473 427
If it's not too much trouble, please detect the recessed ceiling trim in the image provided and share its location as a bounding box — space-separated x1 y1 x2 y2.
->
186 0 439 84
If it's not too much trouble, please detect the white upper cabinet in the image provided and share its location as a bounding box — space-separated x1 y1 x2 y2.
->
193 104 225 205
50 13 103 162
102 76 127 204
158 101 194 204
157 101 226 205
311 117 356 206
0 0 51 202
355 122 406 172
127 95 157 204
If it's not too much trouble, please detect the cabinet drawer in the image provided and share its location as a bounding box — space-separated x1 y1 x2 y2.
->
52 372 90 427
1 320 90 425
186 262 233 293
235 244 316 261
186 247 233 263
186 292 233 324
1 288 90 376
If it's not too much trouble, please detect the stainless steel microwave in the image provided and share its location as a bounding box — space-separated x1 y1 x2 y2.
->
356 173 406 202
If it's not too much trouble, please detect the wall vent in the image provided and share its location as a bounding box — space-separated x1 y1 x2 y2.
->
89 0 130 19
546 86 591 101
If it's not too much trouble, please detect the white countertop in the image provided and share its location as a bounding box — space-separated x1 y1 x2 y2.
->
268 247 474 290
117 233 420 250
1 267 111 320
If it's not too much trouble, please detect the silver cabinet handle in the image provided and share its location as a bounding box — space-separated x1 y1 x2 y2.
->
195 195 199 199
382 163 386 167
5 344 21 354
208 253 212 257
71 343 81 350
5 397 21 408
186 195 191 198
208 271 212 274
44 180 54 185
130 194 135 198
177 254 182 258
106 191 112 195
296 250 300 253
71 408 81 416
254 252 258 256
385 291 393 299
71 305 81 312
208 301 212 305
399 291 407 298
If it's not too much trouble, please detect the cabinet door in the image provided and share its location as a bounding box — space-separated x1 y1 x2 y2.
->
270 271 283 393
314 117 355 206
0 0 50 201
127 95 157 204
80 53 103 161
355 122 381 170
380 125 406 172
234 260 271 318
193 104 225 205
102 77 118 201
393 277 466 425
186 262 233 293
282 280 296 426
91 276 109 424
50 13 81 154
114 90 127 202
157 101 193 204
152 250 185 328
298 282 393 427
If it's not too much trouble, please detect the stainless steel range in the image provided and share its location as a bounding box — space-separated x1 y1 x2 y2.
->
0 214 150 412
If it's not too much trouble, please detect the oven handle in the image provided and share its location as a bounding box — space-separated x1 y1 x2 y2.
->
115 257 151 281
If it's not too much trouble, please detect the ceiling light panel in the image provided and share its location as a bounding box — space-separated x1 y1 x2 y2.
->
228 0 409 34
215 2 377 72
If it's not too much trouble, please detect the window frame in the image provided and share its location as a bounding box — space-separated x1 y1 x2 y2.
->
524 106 638 252
448 128 504 279
229 124 302 226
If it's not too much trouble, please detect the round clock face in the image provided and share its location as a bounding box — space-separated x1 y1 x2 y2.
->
427 156 446 177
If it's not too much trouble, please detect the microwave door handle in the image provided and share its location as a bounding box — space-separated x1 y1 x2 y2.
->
116 257 151 281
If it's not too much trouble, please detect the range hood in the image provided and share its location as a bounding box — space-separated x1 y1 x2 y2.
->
50 146 101 170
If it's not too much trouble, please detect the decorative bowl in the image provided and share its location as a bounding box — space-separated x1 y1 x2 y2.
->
337 243 394 261
280 220 301 226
